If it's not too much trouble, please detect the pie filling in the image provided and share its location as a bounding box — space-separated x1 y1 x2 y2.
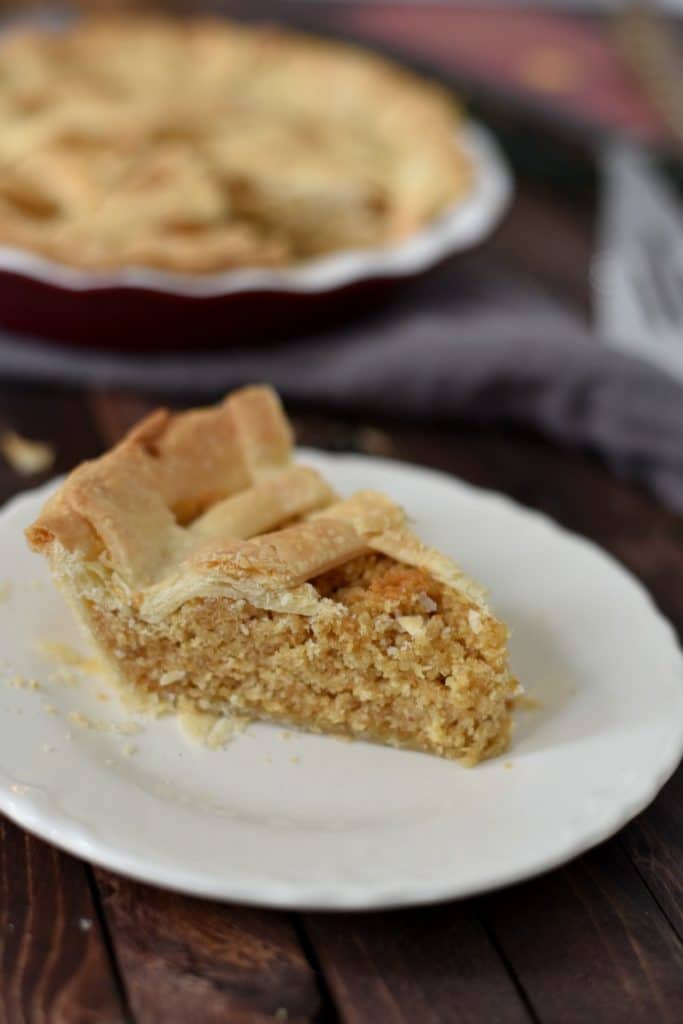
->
56 550 515 764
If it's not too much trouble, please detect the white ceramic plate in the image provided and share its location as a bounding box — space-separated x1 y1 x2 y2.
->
0 123 510 296
0 452 681 910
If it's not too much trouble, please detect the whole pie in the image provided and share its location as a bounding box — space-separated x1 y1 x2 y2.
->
26 386 517 763
0 16 471 273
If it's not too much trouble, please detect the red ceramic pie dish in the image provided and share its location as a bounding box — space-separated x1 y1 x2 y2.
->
0 124 512 351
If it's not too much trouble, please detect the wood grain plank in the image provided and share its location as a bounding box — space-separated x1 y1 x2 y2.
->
621 767 683 945
481 840 683 1024
304 902 532 1024
0 816 128 1024
95 870 322 1024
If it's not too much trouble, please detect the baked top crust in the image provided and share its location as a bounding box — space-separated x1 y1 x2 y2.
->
0 16 471 273
26 386 487 619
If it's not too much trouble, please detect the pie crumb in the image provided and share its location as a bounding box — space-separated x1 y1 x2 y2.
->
0 582 11 603
1 431 55 475
417 592 438 613
396 615 425 637
356 427 395 457
111 721 142 736
468 609 483 634
68 711 93 729
38 640 99 673
65 710 142 736
516 695 542 711
48 667 79 687
7 674 28 689
178 707 248 749
160 669 187 687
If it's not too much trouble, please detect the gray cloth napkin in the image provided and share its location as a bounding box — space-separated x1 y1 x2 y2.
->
3 260 683 511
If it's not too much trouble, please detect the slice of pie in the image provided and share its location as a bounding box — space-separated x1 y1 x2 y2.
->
26 386 517 763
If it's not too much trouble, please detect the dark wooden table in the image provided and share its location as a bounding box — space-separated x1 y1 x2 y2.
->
1 2 683 1017
0 174 682 1024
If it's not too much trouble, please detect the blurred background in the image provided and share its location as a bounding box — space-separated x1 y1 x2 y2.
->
1 9 683 1020
0 0 681 508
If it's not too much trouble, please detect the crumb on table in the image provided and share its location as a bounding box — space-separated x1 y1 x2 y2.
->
1 431 55 475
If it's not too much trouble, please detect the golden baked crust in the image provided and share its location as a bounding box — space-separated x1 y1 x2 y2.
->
0 16 471 273
26 386 517 763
